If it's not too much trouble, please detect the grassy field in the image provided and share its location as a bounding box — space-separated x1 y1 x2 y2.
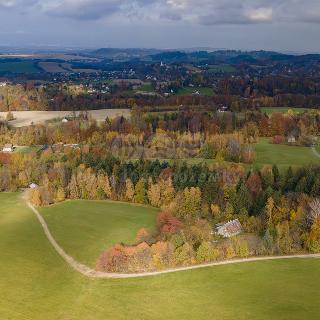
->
176 87 215 96
153 137 319 171
1 193 320 319
250 138 319 170
207 64 237 73
260 107 316 115
139 83 154 92
14 146 42 154
39 200 158 267
0 61 40 73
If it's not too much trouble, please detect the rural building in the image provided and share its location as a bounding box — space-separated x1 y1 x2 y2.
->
287 128 300 143
216 219 242 238
3 144 14 152
287 135 296 143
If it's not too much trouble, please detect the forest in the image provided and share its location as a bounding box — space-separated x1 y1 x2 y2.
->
0 108 319 272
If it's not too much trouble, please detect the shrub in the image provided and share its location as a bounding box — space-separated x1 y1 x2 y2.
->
272 135 285 144
196 242 219 263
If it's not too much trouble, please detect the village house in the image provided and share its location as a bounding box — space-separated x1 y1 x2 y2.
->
215 219 243 238
287 128 300 144
287 135 296 144
2 144 14 153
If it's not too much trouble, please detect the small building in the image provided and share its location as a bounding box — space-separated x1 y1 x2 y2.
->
287 135 296 144
3 144 13 152
216 219 242 238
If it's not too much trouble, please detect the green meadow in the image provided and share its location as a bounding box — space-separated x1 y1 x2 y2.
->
40 200 158 267
251 138 319 170
176 86 215 96
1 193 320 319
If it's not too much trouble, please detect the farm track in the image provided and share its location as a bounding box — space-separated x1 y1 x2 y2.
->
312 146 320 158
26 200 320 279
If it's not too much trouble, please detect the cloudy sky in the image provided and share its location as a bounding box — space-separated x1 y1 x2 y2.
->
0 0 319 52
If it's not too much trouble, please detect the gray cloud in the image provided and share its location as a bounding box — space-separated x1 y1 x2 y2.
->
44 0 123 20
1 0 320 25
0 0 37 9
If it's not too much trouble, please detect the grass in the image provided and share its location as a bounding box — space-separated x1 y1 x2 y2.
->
39 200 158 267
14 146 42 154
260 107 316 115
1 193 320 319
207 64 236 73
176 86 215 96
0 61 40 73
146 137 319 171
315 141 320 154
139 83 154 92
249 138 319 170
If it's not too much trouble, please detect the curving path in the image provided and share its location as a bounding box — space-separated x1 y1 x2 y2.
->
312 146 320 159
26 201 320 279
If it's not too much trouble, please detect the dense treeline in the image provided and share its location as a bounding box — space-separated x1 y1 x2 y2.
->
1 78 320 112
0 109 319 148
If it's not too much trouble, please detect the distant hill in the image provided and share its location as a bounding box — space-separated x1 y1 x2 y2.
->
91 48 163 59
90 48 320 64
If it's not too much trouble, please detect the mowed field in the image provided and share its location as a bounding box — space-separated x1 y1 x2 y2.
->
39 200 158 267
0 109 130 127
1 193 320 319
251 138 319 170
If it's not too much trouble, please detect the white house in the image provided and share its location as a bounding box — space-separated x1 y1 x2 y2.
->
287 135 296 144
216 219 242 238
3 144 13 152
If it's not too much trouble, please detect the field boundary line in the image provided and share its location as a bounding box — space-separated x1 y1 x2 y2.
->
26 200 320 279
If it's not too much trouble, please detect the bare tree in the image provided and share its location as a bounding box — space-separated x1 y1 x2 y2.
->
309 198 320 221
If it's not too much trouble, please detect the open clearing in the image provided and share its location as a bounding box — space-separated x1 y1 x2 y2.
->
149 137 319 170
251 138 319 169
176 86 215 96
39 200 158 267
0 109 130 127
1 193 320 319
